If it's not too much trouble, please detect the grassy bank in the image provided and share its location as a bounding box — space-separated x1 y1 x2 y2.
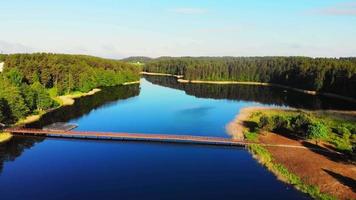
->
238 108 356 200
248 109 356 154
248 144 336 200
0 132 12 143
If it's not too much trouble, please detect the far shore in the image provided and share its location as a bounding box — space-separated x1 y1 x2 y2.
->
0 132 12 143
227 106 356 200
14 80 140 127
140 71 184 79
141 71 356 103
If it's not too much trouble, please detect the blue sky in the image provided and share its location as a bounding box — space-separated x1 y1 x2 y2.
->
0 0 355 58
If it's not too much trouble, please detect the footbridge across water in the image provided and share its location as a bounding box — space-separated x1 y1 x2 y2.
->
5 128 247 147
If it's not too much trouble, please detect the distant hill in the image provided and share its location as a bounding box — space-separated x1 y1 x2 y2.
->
121 56 152 63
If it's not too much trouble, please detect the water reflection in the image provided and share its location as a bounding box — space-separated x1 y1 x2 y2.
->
145 75 356 110
0 136 44 174
0 84 140 174
28 84 140 128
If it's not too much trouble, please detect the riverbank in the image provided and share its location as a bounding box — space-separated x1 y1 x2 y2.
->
15 80 140 127
0 132 12 143
228 107 356 200
142 71 356 103
140 71 184 79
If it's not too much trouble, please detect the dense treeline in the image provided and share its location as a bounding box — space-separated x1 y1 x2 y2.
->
145 57 356 99
121 56 152 63
0 53 141 124
0 54 7 62
4 53 141 94
145 76 356 110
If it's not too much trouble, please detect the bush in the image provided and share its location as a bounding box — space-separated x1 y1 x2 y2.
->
272 115 289 131
333 125 351 137
291 114 312 136
307 122 329 143
258 115 274 131
31 82 58 110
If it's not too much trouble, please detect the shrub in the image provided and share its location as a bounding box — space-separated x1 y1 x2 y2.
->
291 114 312 136
333 125 351 137
272 115 289 131
307 122 329 143
258 115 274 131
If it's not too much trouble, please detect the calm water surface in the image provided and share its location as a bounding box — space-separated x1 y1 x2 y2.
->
2 76 353 200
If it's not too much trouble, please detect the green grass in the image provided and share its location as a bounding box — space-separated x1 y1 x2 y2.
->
244 131 259 142
249 109 355 154
248 144 336 200
0 132 12 143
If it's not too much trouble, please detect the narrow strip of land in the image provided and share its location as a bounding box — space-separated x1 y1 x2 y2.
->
142 71 356 103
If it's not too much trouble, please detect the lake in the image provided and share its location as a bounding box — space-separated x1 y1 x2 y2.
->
2 76 354 200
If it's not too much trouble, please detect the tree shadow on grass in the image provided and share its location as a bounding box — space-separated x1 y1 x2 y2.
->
301 141 352 164
323 169 356 192
242 120 258 132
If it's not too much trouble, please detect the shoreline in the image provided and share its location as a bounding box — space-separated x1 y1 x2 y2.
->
142 71 356 103
15 80 140 127
140 71 184 79
0 132 12 143
228 106 356 200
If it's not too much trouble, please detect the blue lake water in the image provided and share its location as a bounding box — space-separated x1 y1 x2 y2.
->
3 76 351 199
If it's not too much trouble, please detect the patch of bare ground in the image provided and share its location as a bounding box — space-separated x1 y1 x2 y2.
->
230 106 356 200
226 107 271 140
259 132 356 200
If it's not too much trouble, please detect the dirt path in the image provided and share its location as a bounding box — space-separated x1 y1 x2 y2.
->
260 133 356 200
228 107 356 200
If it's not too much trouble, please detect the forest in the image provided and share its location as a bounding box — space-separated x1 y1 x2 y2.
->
0 53 141 124
145 76 356 110
144 57 356 99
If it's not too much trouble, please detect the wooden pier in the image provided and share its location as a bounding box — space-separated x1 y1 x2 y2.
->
5 128 247 147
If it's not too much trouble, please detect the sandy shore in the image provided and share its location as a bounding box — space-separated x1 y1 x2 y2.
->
15 80 140 127
0 132 12 143
142 71 356 102
140 71 184 79
58 88 102 106
228 106 356 200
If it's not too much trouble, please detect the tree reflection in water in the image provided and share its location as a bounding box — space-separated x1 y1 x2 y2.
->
144 75 356 111
0 84 140 174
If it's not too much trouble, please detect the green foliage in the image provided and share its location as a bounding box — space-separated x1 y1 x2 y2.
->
47 87 58 97
244 131 259 142
0 54 7 61
3 53 141 95
20 84 37 111
145 57 356 99
0 77 29 122
290 114 312 136
272 115 290 131
252 110 356 155
258 115 274 131
5 68 24 87
248 144 336 200
333 125 351 137
258 114 290 132
0 98 11 123
31 82 58 110
307 122 329 142
0 53 140 124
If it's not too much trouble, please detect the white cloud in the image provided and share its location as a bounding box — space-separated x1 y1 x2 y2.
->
312 1 356 16
171 8 208 15
0 40 35 54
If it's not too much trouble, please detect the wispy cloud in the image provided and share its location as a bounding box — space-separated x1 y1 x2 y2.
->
0 40 35 54
311 1 356 16
170 8 208 15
